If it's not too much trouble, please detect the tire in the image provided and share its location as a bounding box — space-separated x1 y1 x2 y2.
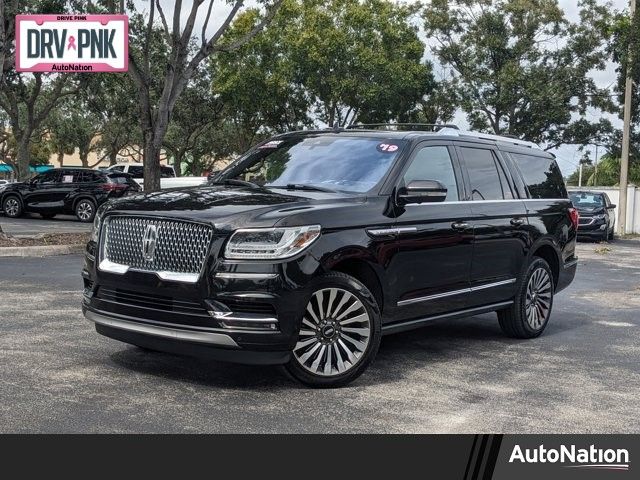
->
2 195 22 218
40 213 56 220
75 199 96 222
284 272 382 388
497 257 554 339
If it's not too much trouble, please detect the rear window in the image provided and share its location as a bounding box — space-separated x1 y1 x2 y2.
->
108 173 139 187
569 193 605 208
125 166 174 178
510 152 567 199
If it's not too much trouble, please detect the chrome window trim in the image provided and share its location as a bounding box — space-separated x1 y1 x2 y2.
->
397 278 517 306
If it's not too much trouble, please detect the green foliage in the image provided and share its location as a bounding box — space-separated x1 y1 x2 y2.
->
566 154 640 187
424 0 614 148
212 0 436 144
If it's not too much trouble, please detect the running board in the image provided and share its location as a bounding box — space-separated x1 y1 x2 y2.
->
381 301 513 335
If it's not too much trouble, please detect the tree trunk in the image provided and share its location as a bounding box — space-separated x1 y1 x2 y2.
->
15 138 31 181
174 151 185 177
143 133 162 192
80 149 89 168
57 151 64 167
109 149 118 166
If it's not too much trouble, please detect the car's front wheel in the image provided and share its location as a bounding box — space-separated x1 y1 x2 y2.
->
75 199 96 222
497 257 554 339
285 272 381 388
2 196 22 218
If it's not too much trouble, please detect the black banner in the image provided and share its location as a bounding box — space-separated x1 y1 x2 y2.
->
0 435 635 478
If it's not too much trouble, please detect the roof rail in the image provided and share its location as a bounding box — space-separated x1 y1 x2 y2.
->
457 131 541 150
345 123 541 149
346 123 460 132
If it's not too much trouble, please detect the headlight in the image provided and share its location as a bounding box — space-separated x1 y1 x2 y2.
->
225 225 321 260
593 214 606 220
91 205 107 242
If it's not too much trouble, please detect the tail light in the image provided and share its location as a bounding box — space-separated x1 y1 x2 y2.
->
101 183 126 192
569 207 579 229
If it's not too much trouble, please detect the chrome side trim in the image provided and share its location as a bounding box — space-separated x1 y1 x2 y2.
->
397 278 517 306
214 272 279 279
469 278 517 291
383 301 515 334
85 310 239 347
367 227 417 237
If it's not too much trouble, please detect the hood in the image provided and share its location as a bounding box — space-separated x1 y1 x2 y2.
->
102 184 363 231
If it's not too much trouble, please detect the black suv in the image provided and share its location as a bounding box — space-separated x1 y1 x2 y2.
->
1 168 140 222
569 190 616 241
82 126 578 387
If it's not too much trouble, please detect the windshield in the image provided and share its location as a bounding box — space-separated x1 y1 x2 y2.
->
218 135 406 193
570 193 604 208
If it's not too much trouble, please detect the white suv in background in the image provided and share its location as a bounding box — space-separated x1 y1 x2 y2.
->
106 163 207 190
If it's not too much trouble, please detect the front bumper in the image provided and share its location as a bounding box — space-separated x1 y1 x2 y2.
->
85 307 291 365
82 237 322 364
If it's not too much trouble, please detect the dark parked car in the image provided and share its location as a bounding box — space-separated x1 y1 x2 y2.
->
569 190 616 241
82 125 578 387
1 168 141 222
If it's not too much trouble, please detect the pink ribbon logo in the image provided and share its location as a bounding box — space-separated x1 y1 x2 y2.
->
67 35 77 50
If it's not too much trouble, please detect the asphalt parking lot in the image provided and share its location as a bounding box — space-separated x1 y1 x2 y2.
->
0 213 91 236
0 239 639 433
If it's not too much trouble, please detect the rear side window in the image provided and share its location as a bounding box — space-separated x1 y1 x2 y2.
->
510 153 567 199
128 166 144 177
78 171 102 182
161 166 175 178
459 147 509 201
108 174 138 186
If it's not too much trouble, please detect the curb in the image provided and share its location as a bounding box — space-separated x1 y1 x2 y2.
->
0 244 86 258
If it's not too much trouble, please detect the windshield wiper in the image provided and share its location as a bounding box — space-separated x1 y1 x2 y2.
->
269 183 336 193
210 179 262 189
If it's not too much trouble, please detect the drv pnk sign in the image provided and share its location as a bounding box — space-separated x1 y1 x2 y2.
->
16 14 128 72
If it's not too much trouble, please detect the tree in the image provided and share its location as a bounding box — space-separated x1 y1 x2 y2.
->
210 3 312 151
603 2 640 175
424 0 615 149
0 0 81 180
109 0 283 191
84 73 140 166
290 0 435 127
163 68 224 176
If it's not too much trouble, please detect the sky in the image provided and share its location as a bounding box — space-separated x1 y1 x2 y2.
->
142 0 631 176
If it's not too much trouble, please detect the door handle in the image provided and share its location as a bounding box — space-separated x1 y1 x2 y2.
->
510 217 525 227
451 221 471 231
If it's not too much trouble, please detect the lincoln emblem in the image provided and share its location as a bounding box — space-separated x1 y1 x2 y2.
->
142 224 158 261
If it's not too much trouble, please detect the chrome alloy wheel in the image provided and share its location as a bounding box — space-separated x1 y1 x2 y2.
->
4 198 19 216
525 267 552 329
293 288 371 377
77 201 93 221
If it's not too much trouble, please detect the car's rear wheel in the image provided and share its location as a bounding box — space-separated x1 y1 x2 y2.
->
285 272 381 388
2 196 22 218
497 257 554 339
75 199 96 222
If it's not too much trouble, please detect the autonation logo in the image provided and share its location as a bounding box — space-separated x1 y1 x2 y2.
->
509 444 630 471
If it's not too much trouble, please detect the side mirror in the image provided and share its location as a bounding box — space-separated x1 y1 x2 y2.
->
609 204 617 209
397 180 447 205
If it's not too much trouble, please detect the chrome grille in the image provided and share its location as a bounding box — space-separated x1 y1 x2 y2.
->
101 216 213 280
